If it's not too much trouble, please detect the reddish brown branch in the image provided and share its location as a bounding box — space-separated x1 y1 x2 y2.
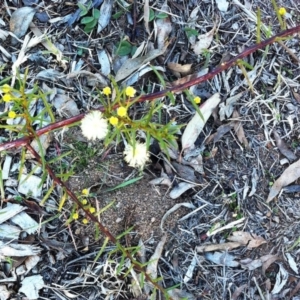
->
1 25 300 153
25 143 167 296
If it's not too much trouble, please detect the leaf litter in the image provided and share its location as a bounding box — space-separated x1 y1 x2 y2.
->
1 0 300 299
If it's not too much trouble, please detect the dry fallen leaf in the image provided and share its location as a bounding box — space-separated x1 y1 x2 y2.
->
232 110 250 149
192 24 216 55
232 284 248 300
267 158 300 202
10 7 36 44
216 0 229 12
205 252 239 267
169 182 197 199
167 62 193 76
155 1 172 50
19 275 44 300
144 234 167 293
97 0 113 33
271 264 288 295
219 92 243 121
181 93 220 152
115 47 167 82
228 231 266 249
196 242 242 253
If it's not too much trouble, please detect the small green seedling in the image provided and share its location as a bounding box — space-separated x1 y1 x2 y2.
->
184 27 198 39
149 8 168 21
78 2 100 33
116 40 135 56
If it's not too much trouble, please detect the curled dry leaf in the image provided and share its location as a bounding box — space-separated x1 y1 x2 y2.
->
192 23 216 55
227 231 266 249
267 158 300 202
181 93 221 152
271 264 288 295
167 62 192 76
169 182 197 199
285 253 298 274
10 7 36 44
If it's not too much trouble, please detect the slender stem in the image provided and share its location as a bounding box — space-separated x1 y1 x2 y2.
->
25 143 169 297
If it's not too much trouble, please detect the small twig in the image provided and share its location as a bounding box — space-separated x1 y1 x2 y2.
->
277 39 300 63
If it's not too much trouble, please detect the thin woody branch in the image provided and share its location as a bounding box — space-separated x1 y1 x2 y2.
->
1 24 300 152
25 143 168 297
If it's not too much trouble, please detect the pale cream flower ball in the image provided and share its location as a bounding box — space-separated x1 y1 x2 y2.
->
80 111 108 141
123 142 149 169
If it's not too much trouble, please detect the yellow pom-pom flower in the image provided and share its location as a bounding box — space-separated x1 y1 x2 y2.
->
89 207 96 213
73 212 79 220
117 106 127 117
3 94 12 102
1 84 11 93
8 111 16 119
109 116 119 126
103 86 111 96
278 7 287 16
82 218 89 224
125 86 136 97
81 199 88 205
194 96 201 104
82 189 89 195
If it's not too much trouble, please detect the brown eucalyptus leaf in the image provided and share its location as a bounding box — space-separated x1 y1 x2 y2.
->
167 62 192 75
10 7 36 44
228 231 266 249
267 158 300 202
232 110 250 149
